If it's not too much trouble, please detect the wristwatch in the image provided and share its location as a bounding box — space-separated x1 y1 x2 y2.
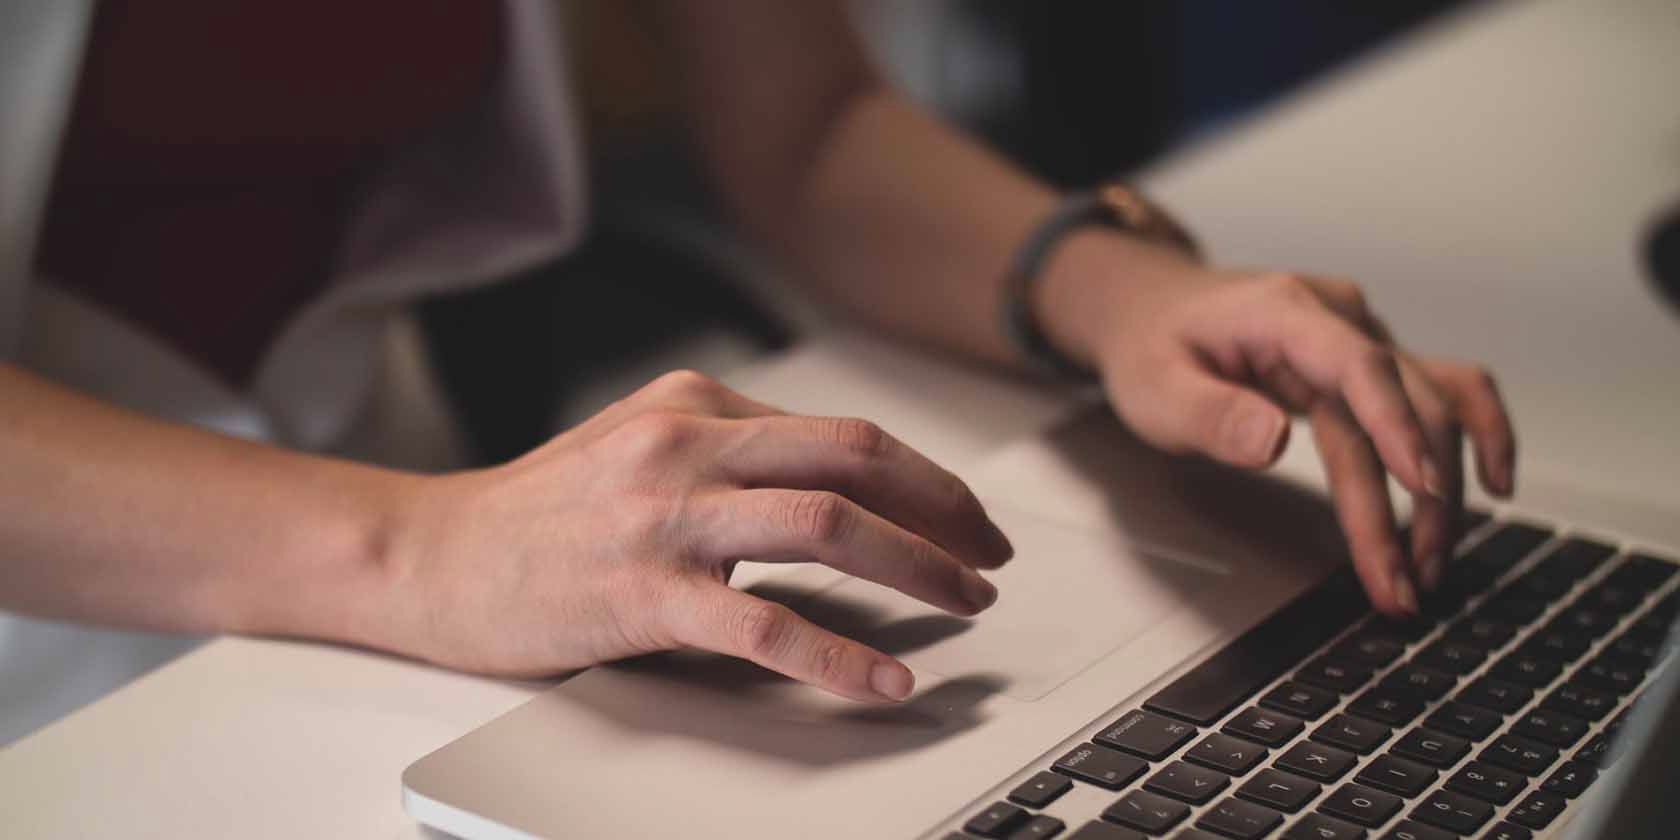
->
1000 183 1198 383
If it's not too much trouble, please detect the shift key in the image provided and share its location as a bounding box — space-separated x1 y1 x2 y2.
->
1054 743 1149 790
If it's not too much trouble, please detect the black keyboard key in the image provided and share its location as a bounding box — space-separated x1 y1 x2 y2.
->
1282 813 1365 840
1482 822 1533 840
1413 641 1486 675
1479 734 1556 776
1188 733 1268 777
1013 814 1067 839
1538 537 1615 578
1332 634 1407 668
1096 710 1200 760
1578 582 1643 616
1604 633 1664 670
1456 677 1532 714
1542 681 1616 721
1489 653 1561 688
1390 728 1470 768
1511 709 1588 747
1276 741 1358 783
1505 791 1567 830
1104 790 1189 835
1312 714 1391 755
1575 733 1614 768
1296 658 1374 695
966 802 1030 837
1319 783 1402 827
1347 690 1424 727
1365 615 1436 643
1575 655 1644 694
1262 682 1339 721
1381 666 1458 702
1508 566 1575 601
1551 605 1618 638
1541 761 1596 798
1464 523 1553 575
1444 760 1525 805
1411 790 1493 834
1145 760 1230 805
1065 821 1145 840
1425 702 1502 741
1478 593 1547 625
1379 819 1454 840
1198 797 1284 840
1053 743 1149 790
1145 569 1369 725
1355 755 1436 797
1615 552 1677 588
1009 771 1074 808
1237 768 1321 814
1445 618 1517 652
1225 707 1306 747
1520 628 1591 663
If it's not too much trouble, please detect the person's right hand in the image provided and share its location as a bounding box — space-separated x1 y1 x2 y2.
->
377 370 1012 702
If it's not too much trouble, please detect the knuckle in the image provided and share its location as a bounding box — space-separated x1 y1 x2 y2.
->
643 369 728 410
783 491 854 544
1357 343 1399 379
1471 366 1501 396
812 642 849 686
731 601 789 659
612 411 698 461
820 417 891 459
1260 271 1314 302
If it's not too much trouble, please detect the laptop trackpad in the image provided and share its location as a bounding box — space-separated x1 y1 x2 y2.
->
800 501 1218 702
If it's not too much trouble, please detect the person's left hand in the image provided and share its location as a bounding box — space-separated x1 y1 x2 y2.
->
1036 232 1516 616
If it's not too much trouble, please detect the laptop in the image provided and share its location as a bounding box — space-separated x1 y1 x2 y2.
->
400 407 1680 839
402 0 1680 835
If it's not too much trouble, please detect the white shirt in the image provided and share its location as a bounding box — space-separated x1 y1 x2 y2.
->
0 0 589 744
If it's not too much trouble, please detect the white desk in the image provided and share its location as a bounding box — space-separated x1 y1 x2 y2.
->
4 0 1678 835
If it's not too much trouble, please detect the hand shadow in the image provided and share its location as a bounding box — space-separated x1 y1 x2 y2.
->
1035 406 1358 618
544 580 1009 767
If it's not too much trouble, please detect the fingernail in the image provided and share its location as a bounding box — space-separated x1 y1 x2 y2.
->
1238 410 1286 464
870 661 913 701
983 518 1015 564
1418 456 1445 498
1392 568 1419 615
1419 550 1445 592
963 573 999 612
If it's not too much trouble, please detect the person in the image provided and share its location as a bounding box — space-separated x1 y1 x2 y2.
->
0 0 1512 732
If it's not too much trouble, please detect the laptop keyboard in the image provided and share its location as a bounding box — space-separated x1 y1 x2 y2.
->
942 514 1679 840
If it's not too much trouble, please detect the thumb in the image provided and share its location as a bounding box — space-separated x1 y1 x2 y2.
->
1121 361 1291 468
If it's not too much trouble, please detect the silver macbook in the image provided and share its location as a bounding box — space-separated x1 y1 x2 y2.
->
401 410 1680 839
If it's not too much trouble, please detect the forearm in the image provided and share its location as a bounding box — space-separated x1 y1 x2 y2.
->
762 89 1198 371
0 364 410 645
658 0 1193 371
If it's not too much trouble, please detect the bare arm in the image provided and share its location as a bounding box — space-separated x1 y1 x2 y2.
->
0 363 402 643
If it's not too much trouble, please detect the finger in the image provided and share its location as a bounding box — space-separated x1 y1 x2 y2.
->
1309 401 1417 616
1223 289 1442 499
716 415 1013 568
669 583 915 702
1301 276 1397 344
694 489 999 616
1113 355 1291 468
1418 358 1517 497
1396 355 1464 591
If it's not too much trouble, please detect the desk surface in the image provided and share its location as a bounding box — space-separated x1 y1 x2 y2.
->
4 0 1678 836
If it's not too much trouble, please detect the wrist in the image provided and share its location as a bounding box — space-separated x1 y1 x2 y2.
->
1034 228 1199 372
229 461 429 653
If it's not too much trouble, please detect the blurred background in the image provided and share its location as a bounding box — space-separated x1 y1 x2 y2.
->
401 0 1471 468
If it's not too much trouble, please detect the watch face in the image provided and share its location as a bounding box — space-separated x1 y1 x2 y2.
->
1648 199 1680 316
